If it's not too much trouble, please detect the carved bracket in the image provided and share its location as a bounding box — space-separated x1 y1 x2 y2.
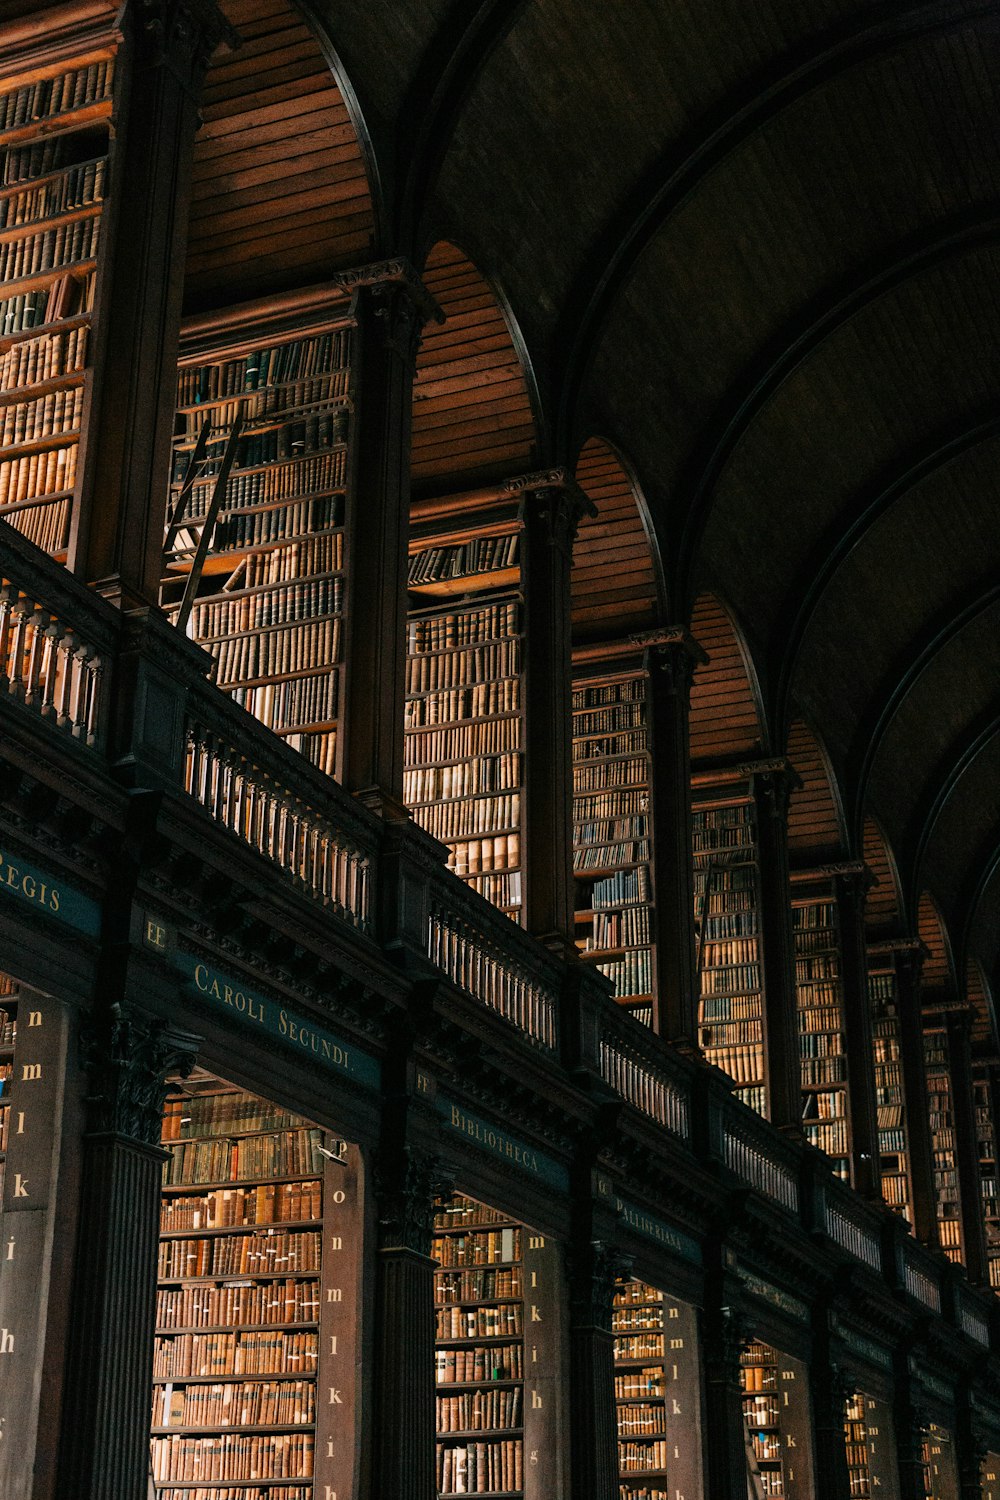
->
81 1004 199 1145
567 1238 633 1328
375 1145 445 1255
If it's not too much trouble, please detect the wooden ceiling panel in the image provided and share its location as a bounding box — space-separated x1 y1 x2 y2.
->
184 0 375 307
966 958 996 1056
571 439 660 642
917 889 953 995
411 242 538 487
786 718 844 862
863 815 903 939
689 593 764 764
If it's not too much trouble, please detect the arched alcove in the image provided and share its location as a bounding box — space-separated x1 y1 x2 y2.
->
411 241 540 489
571 437 662 642
689 593 766 764
862 816 905 940
184 0 378 308
786 717 847 864
917 889 956 998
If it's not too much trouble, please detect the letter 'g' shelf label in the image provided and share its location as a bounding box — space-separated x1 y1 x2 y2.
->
437 1095 568 1192
161 938 380 1091
0 846 99 936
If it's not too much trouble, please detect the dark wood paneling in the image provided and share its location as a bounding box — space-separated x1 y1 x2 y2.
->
786 717 843 860
689 593 763 763
571 438 658 641
862 815 903 936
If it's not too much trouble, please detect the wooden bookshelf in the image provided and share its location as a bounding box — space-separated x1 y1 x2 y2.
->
921 1424 959 1500
163 316 354 777
923 1026 963 1264
406 497 524 919
434 1193 526 1498
0 44 115 555
572 665 654 1026
868 963 912 1222
973 1068 1000 1289
792 882 851 1181
844 1392 872 1498
694 790 765 1115
151 1080 342 1498
612 1279 668 1499
740 1341 783 1496
982 1452 1000 1500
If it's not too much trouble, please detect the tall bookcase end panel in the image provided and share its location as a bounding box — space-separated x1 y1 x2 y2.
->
868 958 913 1226
693 781 766 1115
152 1071 362 1500
0 974 18 1202
612 1276 700 1500
0 31 119 557
572 656 655 1027
740 1341 814 1499
923 1024 963 1265
406 493 525 921
163 301 356 778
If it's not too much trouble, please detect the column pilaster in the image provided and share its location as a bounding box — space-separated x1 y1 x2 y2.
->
702 1289 752 1500
567 1238 631 1500
510 469 593 950
71 0 238 604
56 1006 197 1500
749 760 802 1130
946 1007 988 1283
833 864 880 1197
639 627 706 1041
341 263 442 807
895 946 938 1247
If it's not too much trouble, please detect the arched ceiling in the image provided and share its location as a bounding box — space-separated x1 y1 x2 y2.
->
210 0 1000 989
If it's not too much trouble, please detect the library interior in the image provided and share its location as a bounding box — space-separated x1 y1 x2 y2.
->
2 0 1000 1497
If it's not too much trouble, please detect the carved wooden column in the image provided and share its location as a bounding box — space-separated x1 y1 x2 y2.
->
372 1143 439 1500
512 470 592 950
809 1322 851 1500
702 1291 752 1500
749 760 802 1131
71 0 238 605
955 1382 988 1500
894 946 938 1247
341 265 441 807
946 1007 988 1284
567 1238 630 1500
893 1365 931 1500
56 1007 197 1500
833 865 880 1197
642 629 706 1042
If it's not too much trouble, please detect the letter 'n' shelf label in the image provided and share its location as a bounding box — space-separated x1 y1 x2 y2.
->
437 1095 568 1192
143 918 379 1091
0 846 99 936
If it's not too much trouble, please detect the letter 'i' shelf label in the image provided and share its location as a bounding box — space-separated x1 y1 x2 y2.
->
0 845 100 936
437 1095 569 1192
144 919 380 1091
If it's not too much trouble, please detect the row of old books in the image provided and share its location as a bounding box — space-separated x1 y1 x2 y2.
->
153 1379 315 1429
407 639 520 693
407 718 523 762
432 1227 521 1268
228 672 338 737
155 1280 319 1330
435 1267 524 1304
436 1305 523 1340
435 1346 523 1384
161 1094 302 1140
436 1438 522 1495
188 577 343 639
213 618 341 688
408 600 519 654
596 948 653 999
0 211 99 283
0 322 87 386
409 532 518 584
419 793 519 842
157 1229 321 1280
585 905 650 949
613 1281 669 1489
178 333 351 406
574 728 646 760
150 1433 314 1483
160 1181 322 1230
449 833 521 878
0 155 104 229
0 383 82 447
614 1368 665 1400
437 1388 522 1432
405 752 519 805
170 417 346 483
162 1128 323 1186
574 757 646 791
0 265 93 335
178 374 349 435
405 678 520 725
153 1329 319 1379
0 59 114 133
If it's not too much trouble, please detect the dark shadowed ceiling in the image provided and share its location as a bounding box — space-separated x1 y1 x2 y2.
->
191 0 1000 1002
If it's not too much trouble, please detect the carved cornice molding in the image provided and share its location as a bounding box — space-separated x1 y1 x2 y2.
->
336 259 444 329
138 0 240 83
376 1146 443 1255
567 1238 633 1328
507 470 596 553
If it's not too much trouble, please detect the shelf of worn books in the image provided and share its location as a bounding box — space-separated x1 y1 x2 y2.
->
163 298 357 780
921 1424 959 1500
407 489 525 919
0 34 114 556
740 1340 813 1498
868 952 913 1224
571 645 656 1025
434 1193 527 1499
844 1392 873 1498
973 1068 1000 1289
0 977 17 1198
790 874 851 1181
612 1278 669 1497
922 1024 963 1264
693 774 765 1115
151 1072 351 1497
843 1391 896 1498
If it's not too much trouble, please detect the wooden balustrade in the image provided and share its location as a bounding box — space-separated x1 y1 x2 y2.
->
723 1111 800 1213
823 1181 882 1271
598 1014 690 1138
0 518 116 749
184 684 378 933
903 1244 942 1311
958 1289 991 1347
427 880 559 1050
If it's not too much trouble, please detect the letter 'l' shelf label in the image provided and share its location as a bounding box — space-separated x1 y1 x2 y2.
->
140 915 380 1090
